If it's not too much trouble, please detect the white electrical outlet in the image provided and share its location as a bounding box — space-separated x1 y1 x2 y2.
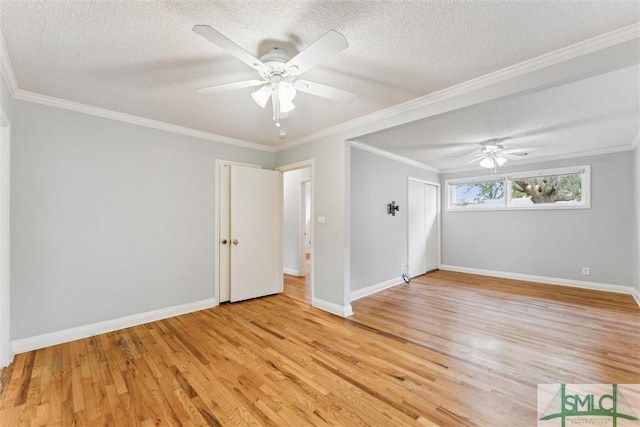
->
582 267 590 276
401 262 406 272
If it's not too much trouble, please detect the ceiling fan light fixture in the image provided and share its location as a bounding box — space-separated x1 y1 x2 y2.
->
276 81 296 113
279 97 296 113
479 155 507 169
479 157 495 169
251 86 271 108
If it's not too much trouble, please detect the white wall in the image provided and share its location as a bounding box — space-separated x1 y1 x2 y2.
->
11 100 274 340
350 147 439 293
283 167 310 275
441 151 634 287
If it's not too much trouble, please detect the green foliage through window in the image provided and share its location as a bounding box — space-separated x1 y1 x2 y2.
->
511 173 582 204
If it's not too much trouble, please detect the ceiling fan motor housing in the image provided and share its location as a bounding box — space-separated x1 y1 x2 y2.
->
481 144 503 154
259 47 294 79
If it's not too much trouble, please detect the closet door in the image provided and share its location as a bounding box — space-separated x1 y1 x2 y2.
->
408 180 427 278
424 184 438 272
408 180 438 278
229 165 283 302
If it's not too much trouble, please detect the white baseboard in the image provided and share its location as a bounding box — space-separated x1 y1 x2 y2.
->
439 264 635 295
350 277 404 302
283 267 301 276
312 297 353 318
11 298 216 355
633 289 640 308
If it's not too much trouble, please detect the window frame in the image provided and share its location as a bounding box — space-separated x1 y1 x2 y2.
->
446 165 591 211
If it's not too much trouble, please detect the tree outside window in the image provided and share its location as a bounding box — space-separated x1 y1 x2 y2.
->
511 173 582 204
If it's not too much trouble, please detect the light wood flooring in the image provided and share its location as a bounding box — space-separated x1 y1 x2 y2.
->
1 271 638 426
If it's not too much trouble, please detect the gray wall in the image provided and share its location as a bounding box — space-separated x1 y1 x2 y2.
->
350 147 439 292
283 167 310 274
634 145 640 293
441 151 634 287
11 100 274 339
275 136 349 307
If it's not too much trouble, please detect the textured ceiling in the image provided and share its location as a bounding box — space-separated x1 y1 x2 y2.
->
356 65 640 171
0 1 639 163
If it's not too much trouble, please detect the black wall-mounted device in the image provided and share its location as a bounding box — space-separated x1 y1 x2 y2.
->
387 201 399 216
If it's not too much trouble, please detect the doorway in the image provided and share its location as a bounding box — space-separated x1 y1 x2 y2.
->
408 178 440 278
278 161 314 304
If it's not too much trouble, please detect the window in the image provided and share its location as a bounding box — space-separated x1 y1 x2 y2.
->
449 179 504 208
446 166 590 211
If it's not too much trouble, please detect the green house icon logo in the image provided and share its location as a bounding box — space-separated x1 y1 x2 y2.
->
539 384 639 427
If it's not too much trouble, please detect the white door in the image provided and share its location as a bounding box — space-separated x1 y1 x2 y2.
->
408 180 438 278
408 180 427 278
424 184 438 272
229 165 283 302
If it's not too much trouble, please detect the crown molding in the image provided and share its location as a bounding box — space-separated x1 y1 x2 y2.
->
349 141 439 173
14 90 274 152
0 30 18 96
439 144 636 175
275 23 640 151
349 141 635 176
0 27 274 152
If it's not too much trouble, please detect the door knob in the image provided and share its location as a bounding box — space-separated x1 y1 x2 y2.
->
221 239 228 244
232 239 239 245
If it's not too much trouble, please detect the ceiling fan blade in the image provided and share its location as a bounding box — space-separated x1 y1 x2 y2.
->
285 30 348 76
502 146 544 154
195 79 265 93
394 142 482 151
295 80 355 103
465 157 484 165
193 25 266 71
501 153 528 160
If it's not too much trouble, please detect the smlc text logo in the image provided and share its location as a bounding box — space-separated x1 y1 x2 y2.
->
538 384 639 427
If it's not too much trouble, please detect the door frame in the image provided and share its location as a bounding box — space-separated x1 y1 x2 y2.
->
0 105 10 367
407 177 442 275
277 160 314 303
214 159 261 305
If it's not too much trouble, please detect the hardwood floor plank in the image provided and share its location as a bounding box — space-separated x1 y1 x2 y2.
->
1 270 638 426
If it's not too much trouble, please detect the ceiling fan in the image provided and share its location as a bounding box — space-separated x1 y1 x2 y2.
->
193 25 356 127
465 138 536 172
393 136 541 171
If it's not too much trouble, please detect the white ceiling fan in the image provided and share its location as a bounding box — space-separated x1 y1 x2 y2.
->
193 25 356 128
465 138 537 172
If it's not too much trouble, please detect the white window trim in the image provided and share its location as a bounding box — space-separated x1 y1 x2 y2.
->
446 165 591 211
